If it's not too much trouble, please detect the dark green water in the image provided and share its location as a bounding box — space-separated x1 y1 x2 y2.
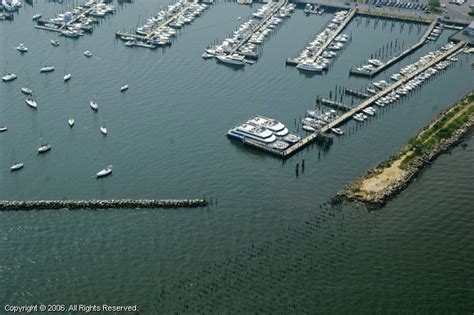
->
1 0 473 313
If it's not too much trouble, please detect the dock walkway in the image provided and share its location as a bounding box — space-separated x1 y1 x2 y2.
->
350 18 438 77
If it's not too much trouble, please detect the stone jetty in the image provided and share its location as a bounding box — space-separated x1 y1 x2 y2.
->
0 199 208 211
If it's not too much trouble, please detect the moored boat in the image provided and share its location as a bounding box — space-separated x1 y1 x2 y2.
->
10 162 24 171
97 165 113 178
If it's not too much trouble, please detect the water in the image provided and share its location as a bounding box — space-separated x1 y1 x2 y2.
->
1 1 473 312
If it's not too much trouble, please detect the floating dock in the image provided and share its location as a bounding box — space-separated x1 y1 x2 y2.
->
316 97 351 111
344 87 370 99
286 8 356 66
0 199 208 211
349 18 438 77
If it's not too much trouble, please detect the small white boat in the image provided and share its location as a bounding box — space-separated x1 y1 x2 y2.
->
201 52 215 59
2 73 17 82
64 73 72 81
32 13 42 20
10 162 24 171
120 84 128 92
331 127 344 136
68 118 75 127
21 87 33 95
16 43 28 53
100 126 107 135
96 165 112 178
353 113 365 122
40 66 55 73
84 50 92 57
25 98 37 109
38 144 52 153
51 40 60 46
0 126 7 132
302 125 316 132
89 101 98 111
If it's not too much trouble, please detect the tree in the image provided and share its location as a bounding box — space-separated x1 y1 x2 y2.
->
428 0 441 11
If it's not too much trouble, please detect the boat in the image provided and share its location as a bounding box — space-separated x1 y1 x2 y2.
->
21 87 33 95
100 126 107 135
90 100 98 111
32 13 42 20
25 97 37 109
38 143 52 153
302 125 316 132
68 118 75 127
64 73 72 81
84 50 92 57
353 113 365 122
227 123 276 143
2 73 17 82
16 43 28 53
216 54 245 66
0 126 7 132
10 162 24 171
96 165 113 178
362 107 376 116
296 61 324 72
247 115 289 136
120 84 128 92
201 52 215 59
331 127 344 135
51 40 60 46
40 66 55 73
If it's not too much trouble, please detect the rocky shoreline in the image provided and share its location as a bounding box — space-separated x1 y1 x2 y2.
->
334 94 474 209
0 199 208 211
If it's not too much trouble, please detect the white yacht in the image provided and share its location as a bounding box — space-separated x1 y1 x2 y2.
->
216 54 245 66
331 127 344 135
0 126 7 132
363 107 376 116
100 126 107 135
247 116 289 136
2 73 17 82
353 113 365 122
120 84 128 92
296 62 324 72
40 66 55 73
302 125 316 132
84 50 92 57
64 73 72 81
21 87 33 95
25 98 37 109
16 43 28 53
97 165 113 178
89 100 98 111
38 144 52 153
11 162 24 171
68 118 75 127
227 123 276 143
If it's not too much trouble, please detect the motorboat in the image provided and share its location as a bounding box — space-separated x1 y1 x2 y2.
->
120 84 128 92
100 126 107 135
11 162 24 171
227 123 276 143
38 144 52 153
296 61 324 72
0 126 7 132
51 40 60 46
84 50 92 57
25 98 37 109
201 52 215 59
40 66 55 73
331 128 344 136
247 115 289 136
362 107 376 116
68 118 75 127
32 13 42 20
89 100 98 111
353 113 365 122
21 87 33 95
2 73 17 82
302 125 316 132
16 43 28 53
64 73 72 81
97 165 112 178
216 54 245 66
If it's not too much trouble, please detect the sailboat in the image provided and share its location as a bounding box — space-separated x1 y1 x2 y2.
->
39 53 54 73
25 97 37 109
37 135 52 153
10 150 24 171
96 165 112 178
120 84 128 92
32 13 42 20
2 63 17 82
0 126 8 132
21 87 33 95
89 96 98 111
68 118 75 127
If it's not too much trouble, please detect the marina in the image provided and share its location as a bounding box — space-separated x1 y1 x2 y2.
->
115 0 211 49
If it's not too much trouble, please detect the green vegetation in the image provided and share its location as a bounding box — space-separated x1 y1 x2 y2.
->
428 0 441 12
400 94 474 170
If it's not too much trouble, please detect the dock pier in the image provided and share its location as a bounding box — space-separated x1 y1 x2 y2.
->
344 87 370 99
349 18 438 77
0 199 208 211
286 8 356 66
316 97 351 111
